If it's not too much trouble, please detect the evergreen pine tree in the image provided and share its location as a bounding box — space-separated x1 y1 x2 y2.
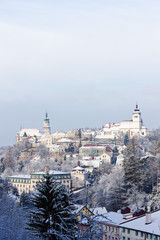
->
27 174 77 240
123 138 143 189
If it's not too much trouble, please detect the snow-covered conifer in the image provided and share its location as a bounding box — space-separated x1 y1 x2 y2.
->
27 174 77 240
123 138 143 188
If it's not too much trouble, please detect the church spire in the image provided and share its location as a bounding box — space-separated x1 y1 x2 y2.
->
43 112 51 134
134 103 140 112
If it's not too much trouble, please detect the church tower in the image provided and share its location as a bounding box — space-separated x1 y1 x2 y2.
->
132 104 142 133
43 112 51 135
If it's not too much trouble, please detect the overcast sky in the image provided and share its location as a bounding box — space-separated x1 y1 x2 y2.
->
0 0 160 146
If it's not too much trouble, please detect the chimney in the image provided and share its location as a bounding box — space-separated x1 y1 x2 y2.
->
44 166 49 173
145 206 151 224
78 160 81 167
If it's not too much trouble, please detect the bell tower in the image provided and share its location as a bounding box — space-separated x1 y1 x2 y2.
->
132 104 142 132
43 112 51 135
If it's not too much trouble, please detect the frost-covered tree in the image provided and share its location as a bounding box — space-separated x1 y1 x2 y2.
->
3 147 15 170
93 167 126 211
0 192 36 240
27 174 77 240
125 184 148 210
150 186 160 210
37 144 50 161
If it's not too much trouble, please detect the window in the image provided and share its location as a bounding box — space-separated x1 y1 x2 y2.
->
127 238 130 240
136 231 138 236
141 232 143 237
127 229 130 234
150 234 152 239
146 233 148 238
123 228 125 233
123 237 125 240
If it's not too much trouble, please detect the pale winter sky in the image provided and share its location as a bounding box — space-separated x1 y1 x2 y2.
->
0 0 160 146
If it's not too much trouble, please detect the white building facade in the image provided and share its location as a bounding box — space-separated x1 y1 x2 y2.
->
99 105 147 140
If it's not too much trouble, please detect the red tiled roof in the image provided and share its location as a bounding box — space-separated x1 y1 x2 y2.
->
84 144 102 147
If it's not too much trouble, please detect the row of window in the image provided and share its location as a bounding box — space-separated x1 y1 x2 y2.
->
14 183 31 189
106 226 118 233
105 236 117 240
122 228 159 240
27 179 70 184
31 175 71 180
10 178 30 183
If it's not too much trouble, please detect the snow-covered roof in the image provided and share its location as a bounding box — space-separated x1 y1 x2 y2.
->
80 159 102 168
120 210 160 235
82 132 92 135
74 205 107 216
32 170 70 175
9 175 30 179
51 144 63 149
104 123 120 128
95 134 114 139
90 207 107 215
80 145 105 149
72 166 85 172
74 205 85 214
95 212 129 225
57 138 73 143
19 128 42 137
52 132 66 137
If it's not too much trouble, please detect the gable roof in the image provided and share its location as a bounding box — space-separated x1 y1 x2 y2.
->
120 210 160 235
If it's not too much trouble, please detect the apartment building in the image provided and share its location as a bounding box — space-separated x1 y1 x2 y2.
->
8 168 72 195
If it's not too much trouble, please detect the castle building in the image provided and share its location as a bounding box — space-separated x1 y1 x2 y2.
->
16 113 52 147
96 105 147 141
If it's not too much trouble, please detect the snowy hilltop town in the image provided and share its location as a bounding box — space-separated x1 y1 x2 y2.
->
0 105 160 239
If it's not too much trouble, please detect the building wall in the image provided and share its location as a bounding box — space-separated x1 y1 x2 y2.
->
79 146 105 157
120 227 159 240
102 224 120 240
8 173 72 195
100 153 111 164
